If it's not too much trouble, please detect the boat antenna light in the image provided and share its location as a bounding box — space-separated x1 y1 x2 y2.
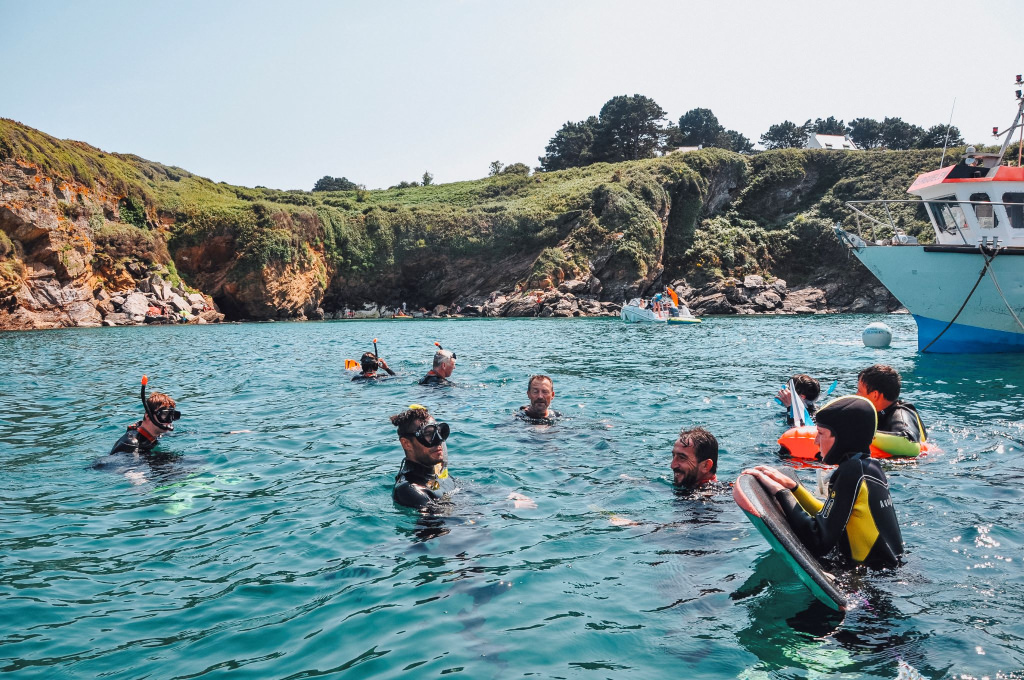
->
1016 75 1022 84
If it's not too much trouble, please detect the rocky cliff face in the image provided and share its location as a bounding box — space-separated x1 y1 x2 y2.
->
1 120 935 331
0 159 221 329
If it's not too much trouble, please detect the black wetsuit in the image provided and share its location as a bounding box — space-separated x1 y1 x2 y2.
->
393 459 453 509
774 452 903 569
516 407 562 425
419 371 450 386
352 372 391 382
108 421 159 455
877 400 926 443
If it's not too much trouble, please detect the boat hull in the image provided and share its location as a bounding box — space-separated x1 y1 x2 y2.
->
621 305 667 323
851 245 1024 353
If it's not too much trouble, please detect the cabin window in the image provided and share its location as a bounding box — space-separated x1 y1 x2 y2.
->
927 196 967 233
970 193 998 229
1004 193 1024 229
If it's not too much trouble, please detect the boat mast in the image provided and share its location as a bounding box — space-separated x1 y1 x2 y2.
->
994 75 1024 163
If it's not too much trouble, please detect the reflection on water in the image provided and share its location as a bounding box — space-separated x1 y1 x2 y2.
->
1 315 1023 678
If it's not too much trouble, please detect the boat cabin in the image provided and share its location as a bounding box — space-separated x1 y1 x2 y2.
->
907 151 1024 246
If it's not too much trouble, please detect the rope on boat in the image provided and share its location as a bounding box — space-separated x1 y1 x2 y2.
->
921 246 998 353
986 258 1024 333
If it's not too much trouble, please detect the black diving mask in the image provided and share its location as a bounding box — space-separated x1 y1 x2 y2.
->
413 422 450 447
153 407 181 426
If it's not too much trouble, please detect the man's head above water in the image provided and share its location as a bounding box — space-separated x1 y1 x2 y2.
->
432 349 456 378
391 405 449 468
671 426 718 489
524 375 554 418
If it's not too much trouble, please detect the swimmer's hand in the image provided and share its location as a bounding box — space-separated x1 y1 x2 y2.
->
508 492 537 509
776 388 793 407
742 465 798 495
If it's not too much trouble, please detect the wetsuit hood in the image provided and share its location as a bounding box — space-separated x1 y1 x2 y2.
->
815 395 877 464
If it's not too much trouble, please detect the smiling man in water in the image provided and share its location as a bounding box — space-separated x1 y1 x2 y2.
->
670 427 719 490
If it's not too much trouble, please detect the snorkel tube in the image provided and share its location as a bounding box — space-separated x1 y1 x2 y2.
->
141 375 154 422
140 374 175 432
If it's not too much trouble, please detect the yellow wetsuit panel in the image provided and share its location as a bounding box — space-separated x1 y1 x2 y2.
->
793 484 824 514
846 479 879 563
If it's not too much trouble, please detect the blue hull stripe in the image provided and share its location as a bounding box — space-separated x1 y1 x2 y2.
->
914 315 1024 353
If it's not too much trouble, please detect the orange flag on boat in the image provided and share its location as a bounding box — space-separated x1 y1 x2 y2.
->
665 286 679 307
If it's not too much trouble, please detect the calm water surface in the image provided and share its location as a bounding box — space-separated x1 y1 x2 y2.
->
2 315 1023 679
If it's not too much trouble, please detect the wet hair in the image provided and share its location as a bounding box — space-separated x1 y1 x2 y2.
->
390 407 430 438
679 426 719 475
527 375 553 391
433 349 454 369
858 364 901 402
792 374 820 402
147 392 175 411
360 351 379 372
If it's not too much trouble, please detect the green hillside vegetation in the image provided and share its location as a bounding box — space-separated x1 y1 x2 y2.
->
1 118 952 301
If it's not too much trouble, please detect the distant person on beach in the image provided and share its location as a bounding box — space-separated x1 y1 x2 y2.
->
743 395 903 569
391 405 454 509
776 373 821 425
107 380 180 456
517 375 561 424
856 364 927 444
671 427 720 490
419 347 456 385
352 351 396 381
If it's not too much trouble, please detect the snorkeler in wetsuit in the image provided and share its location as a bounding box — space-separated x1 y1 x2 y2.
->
745 395 903 569
419 346 456 386
517 374 561 424
351 351 396 382
108 376 181 455
390 405 454 509
857 364 927 444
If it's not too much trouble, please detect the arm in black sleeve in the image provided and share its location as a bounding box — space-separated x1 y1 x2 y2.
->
880 403 924 443
773 463 861 558
393 482 435 509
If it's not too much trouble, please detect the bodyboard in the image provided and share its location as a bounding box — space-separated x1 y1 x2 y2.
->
733 469 847 612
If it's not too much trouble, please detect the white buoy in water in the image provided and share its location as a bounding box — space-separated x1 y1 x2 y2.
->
862 322 892 348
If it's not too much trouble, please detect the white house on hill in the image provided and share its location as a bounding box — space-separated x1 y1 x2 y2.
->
806 133 859 150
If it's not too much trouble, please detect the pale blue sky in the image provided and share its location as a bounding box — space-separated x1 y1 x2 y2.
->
4 1 1023 190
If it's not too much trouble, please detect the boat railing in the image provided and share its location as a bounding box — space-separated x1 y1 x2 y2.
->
844 198 1020 247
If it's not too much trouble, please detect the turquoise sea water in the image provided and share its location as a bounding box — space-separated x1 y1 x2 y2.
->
2 315 1023 679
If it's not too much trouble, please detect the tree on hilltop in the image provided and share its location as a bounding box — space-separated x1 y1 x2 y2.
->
500 162 530 176
812 116 846 135
538 116 600 171
760 120 810 149
676 108 723 148
916 124 964 149
591 94 667 162
488 161 504 176
422 171 434 186
715 129 754 153
848 118 884 149
312 175 358 192
881 117 924 150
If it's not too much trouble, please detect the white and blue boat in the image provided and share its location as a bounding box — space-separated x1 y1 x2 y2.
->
838 79 1024 353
